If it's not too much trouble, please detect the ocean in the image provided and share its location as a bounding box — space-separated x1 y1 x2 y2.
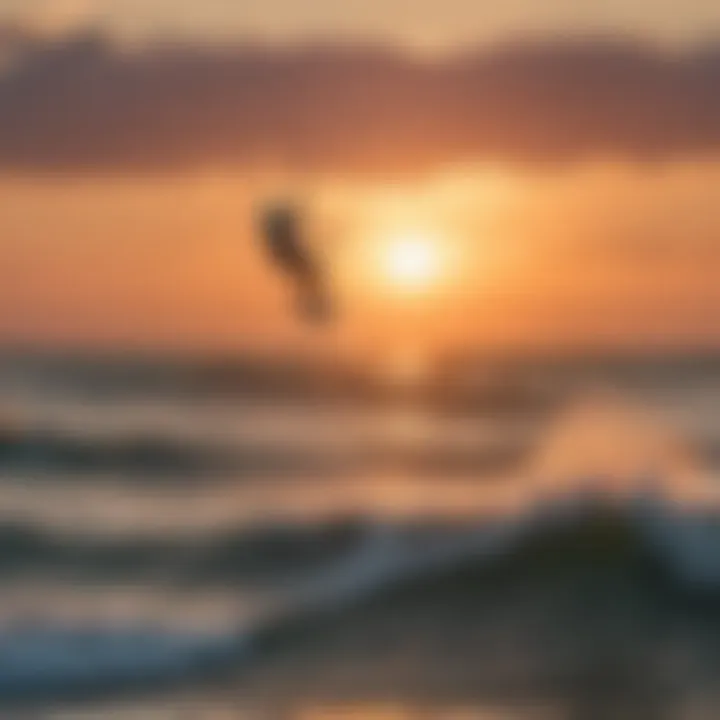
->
0 351 718 718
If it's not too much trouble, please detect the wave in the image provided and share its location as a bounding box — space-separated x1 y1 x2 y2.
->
0 427 528 480
0 627 239 702
0 429 331 478
3 486 720 705
0 517 376 583
0 351 563 412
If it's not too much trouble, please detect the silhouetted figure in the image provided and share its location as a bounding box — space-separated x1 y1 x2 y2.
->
258 202 332 323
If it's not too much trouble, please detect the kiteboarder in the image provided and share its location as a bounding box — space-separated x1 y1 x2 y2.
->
258 200 332 323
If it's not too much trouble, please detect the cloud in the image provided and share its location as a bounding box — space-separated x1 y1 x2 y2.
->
0 33 719 173
11 0 100 36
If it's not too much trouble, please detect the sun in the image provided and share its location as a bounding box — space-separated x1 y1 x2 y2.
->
382 233 442 289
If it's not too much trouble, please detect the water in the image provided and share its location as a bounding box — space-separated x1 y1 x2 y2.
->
0 351 718 718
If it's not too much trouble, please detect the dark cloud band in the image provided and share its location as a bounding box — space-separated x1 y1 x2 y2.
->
0 32 719 172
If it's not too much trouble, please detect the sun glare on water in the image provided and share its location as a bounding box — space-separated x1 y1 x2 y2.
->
382 348 430 387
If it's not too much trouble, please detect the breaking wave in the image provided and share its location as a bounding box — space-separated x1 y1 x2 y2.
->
2 481 720 705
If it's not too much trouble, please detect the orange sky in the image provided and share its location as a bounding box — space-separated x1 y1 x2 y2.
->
0 162 716 357
0 2 717 362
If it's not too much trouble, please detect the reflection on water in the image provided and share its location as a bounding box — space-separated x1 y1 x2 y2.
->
48 702 561 719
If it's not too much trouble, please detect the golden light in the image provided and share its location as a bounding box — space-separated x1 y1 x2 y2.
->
381 233 443 290
380 347 430 387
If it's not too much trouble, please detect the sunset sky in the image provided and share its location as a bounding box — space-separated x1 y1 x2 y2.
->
5 0 720 48
0 0 718 357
